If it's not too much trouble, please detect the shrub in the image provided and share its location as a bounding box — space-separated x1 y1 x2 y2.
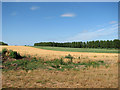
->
2 48 7 56
9 50 22 59
9 51 17 59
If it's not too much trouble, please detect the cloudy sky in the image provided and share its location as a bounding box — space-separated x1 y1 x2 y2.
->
2 2 118 45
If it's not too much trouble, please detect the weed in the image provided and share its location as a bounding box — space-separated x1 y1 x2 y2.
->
73 68 80 71
51 65 60 69
22 55 27 58
105 64 110 68
65 54 73 60
98 60 104 64
65 54 73 63
36 80 45 84
78 56 80 59
60 58 65 65
62 65 74 69
94 56 97 58
48 68 53 70
28 55 31 58
33 57 37 60
57 68 64 71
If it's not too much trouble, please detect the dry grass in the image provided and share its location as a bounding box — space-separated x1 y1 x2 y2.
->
2 65 118 88
1 46 119 88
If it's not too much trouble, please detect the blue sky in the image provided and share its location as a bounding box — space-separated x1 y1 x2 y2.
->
2 2 118 45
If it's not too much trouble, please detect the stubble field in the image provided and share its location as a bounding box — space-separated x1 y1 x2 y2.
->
1 46 119 88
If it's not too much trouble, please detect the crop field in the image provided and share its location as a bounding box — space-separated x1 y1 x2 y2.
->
34 46 119 53
1 46 119 88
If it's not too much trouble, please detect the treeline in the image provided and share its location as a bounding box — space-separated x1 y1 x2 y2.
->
34 39 120 49
0 42 8 46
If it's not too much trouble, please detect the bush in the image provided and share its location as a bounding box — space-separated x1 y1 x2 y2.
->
60 58 65 65
2 48 7 56
3 59 46 71
9 51 17 58
9 50 22 59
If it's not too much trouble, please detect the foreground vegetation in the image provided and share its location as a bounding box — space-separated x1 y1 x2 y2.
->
2 49 108 72
33 46 119 53
1 47 118 88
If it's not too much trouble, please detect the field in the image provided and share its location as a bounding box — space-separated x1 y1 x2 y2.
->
34 46 119 53
1 46 119 88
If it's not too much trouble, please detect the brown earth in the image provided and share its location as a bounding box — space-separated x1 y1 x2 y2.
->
1 46 119 88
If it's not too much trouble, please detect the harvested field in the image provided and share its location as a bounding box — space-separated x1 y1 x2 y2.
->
2 66 118 88
1 46 118 63
1 46 119 88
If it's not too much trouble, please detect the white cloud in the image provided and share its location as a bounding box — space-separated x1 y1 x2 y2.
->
11 12 17 16
109 21 117 24
112 23 118 27
30 6 40 10
97 29 105 32
61 13 76 17
67 24 118 41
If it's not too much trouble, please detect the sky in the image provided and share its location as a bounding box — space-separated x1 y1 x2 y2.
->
2 2 118 45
